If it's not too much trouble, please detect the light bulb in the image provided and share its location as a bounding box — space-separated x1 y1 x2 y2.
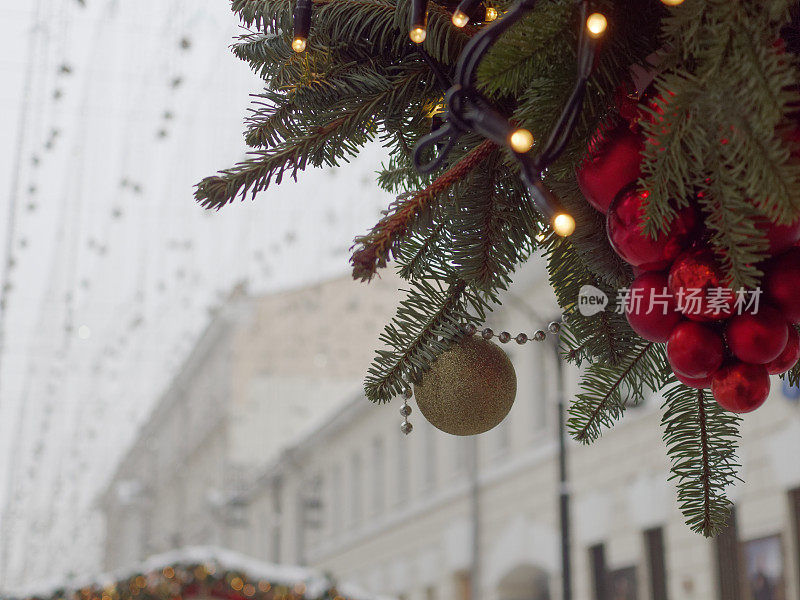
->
485 6 498 21
509 128 534 153
292 37 307 52
409 26 427 43
552 213 576 237
660 0 684 4
586 13 607 38
452 10 469 27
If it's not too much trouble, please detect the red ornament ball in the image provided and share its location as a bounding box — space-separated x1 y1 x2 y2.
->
712 362 771 413
674 370 713 389
764 247 800 323
766 325 800 375
577 122 643 214
759 217 800 255
726 305 789 364
667 321 725 379
625 272 683 342
668 246 734 321
607 188 698 271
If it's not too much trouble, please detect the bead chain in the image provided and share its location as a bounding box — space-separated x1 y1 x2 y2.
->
399 320 564 435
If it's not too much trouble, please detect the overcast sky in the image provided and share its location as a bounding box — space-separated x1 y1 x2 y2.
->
0 0 391 589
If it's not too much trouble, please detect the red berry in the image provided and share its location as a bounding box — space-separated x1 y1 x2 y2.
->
725 305 789 364
712 362 770 413
674 370 713 389
607 187 698 271
764 247 800 323
667 321 725 379
577 122 644 214
625 272 683 342
766 325 800 375
668 246 734 322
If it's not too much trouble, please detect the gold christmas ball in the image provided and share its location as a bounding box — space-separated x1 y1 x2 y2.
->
413 336 516 436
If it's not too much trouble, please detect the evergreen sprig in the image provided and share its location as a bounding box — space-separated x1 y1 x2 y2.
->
364 278 491 402
568 340 668 443
661 383 741 537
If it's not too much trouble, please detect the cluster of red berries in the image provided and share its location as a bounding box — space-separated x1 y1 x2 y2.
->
576 95 800 414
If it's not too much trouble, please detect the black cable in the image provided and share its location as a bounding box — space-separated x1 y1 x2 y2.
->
415 46 452 91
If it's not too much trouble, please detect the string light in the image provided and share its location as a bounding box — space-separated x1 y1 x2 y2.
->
660 0 684 4
509 128 534 153
409 0 428 43
409 26 427 43
585 12 607 38
552 213 576 237
292 0 312 52
452 10 470 27
411 0 596 239
291 37 307 53
485 6 499 21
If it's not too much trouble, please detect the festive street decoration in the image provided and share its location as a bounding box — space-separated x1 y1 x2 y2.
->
576 122 643 214
624 272 681 343
668 247 734 322
711 363 772 414
607 186 698 271
413 336 516 436
11 547 359 600
198 0 800 536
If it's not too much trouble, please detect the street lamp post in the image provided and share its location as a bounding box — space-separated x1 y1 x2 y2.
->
550 333 572 600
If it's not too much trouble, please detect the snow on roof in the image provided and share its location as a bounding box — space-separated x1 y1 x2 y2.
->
7 546 391 600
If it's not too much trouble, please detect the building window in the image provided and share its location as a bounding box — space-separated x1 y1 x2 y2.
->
454 572 471 600
790 487 800 594
454 436 469 473
589 543 608 600
350 452 363 526
372 438 385 515
396 429 409 504
331 464 342 535
422 424 437 491
714 507 743 600
495 418 511 457
644 527 668 600
531 348 548 436
271 525 281 563
608 567 638 600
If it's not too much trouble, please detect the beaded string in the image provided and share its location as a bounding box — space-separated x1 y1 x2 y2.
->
399 320 563 434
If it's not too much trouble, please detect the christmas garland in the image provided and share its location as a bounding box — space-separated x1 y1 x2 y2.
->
12 549 347 600
197 0 800 536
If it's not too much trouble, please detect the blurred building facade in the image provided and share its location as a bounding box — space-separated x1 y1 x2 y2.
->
101 265 800 600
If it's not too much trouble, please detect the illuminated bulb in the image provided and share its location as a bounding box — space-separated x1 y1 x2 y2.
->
78 325 91 340
509 128 534 153
452 10 469 27
552 213 576 237
292 37 307 52
485 6 498 21
660 0 684 4
409 26 427 43
586 13 607 38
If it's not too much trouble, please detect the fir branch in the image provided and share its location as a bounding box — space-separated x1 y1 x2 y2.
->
364 278 490 402
568 341 666 444
350 140 497 281
396 221 449 280
661 384 741 537
196 66 429 210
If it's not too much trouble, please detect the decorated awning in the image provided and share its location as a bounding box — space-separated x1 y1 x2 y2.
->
8 547 386 600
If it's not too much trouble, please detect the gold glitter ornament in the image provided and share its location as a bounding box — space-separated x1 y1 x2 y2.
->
413 336 516 436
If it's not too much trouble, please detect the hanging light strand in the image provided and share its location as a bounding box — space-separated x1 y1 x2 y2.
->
292 0 312 52
412 0 606 238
